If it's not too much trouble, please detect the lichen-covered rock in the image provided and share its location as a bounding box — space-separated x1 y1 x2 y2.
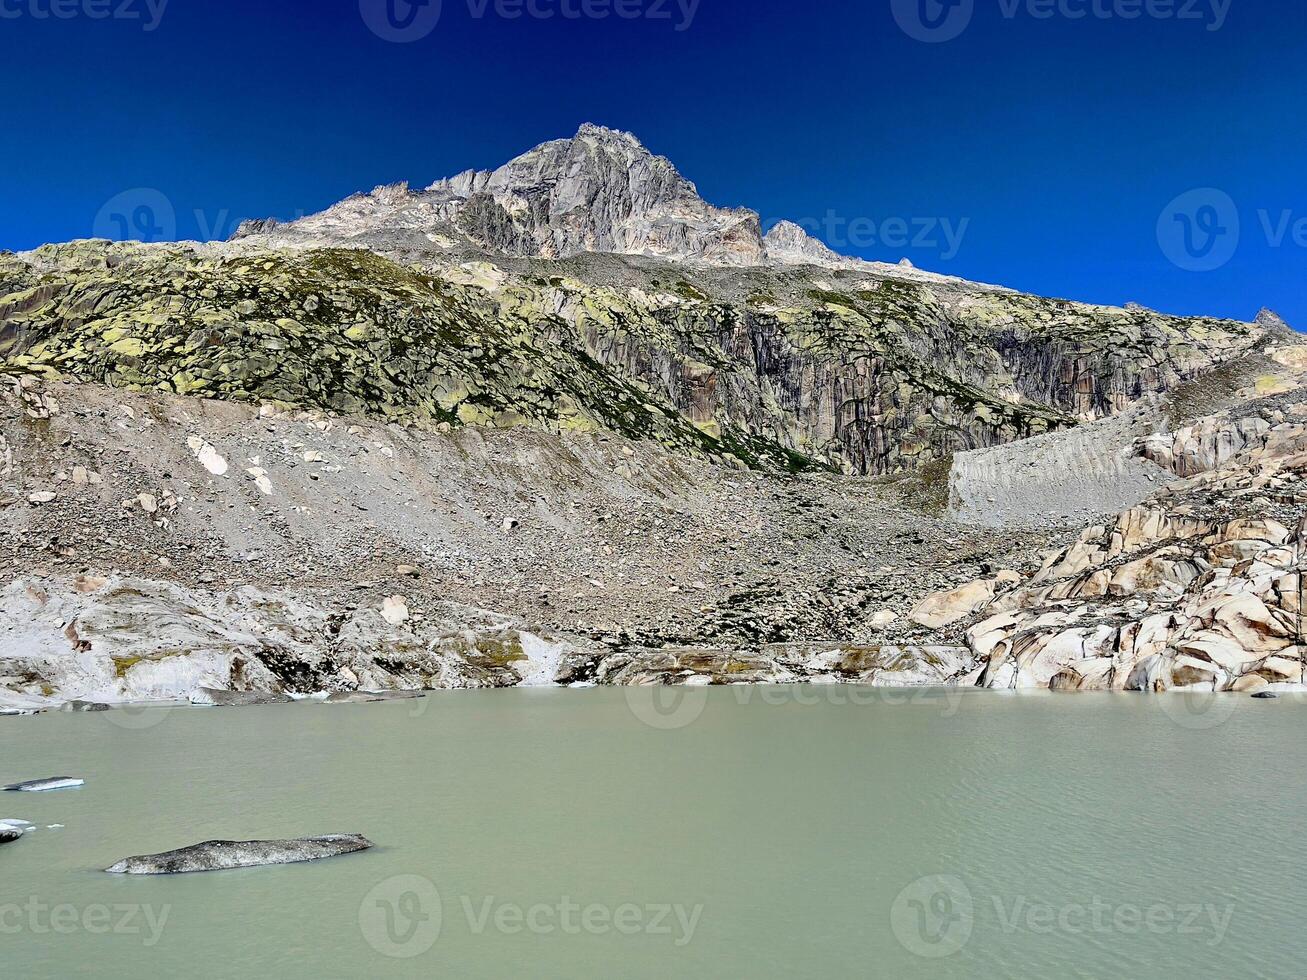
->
0 239 1275 477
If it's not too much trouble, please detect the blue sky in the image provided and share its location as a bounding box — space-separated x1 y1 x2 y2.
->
1 0 1303 324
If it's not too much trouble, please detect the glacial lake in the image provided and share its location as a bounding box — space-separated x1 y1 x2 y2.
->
2 686 1304 978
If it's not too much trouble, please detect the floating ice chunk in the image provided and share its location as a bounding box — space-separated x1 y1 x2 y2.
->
4 777 85 792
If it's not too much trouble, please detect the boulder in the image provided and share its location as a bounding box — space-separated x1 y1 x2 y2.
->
105 834 373 874
909 578 996 629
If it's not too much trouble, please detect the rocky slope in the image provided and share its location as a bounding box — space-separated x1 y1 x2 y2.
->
0 372 1068 710
0 125 1301 708
0 235 1278 478
2 342 1303 708
904 349 1307 693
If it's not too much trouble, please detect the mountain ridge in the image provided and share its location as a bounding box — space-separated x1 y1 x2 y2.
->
1 129 1305 707
1 125 1292 478
232 124 1002 288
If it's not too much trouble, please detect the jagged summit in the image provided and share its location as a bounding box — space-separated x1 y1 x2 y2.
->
762 220 845 266
233 124 930 275
1256 308 1292 331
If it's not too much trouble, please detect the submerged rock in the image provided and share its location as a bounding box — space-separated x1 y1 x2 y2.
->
4 777 84 792
104 834 373 874
324 690 424 704
60 700 109 712
1252 691 1280 700
188 689 293 707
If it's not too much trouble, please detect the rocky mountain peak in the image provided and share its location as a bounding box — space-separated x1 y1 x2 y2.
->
1256 308 1292 332
233 125 865 269
422 123 765 264
231 124 1013 283
763 220 845 267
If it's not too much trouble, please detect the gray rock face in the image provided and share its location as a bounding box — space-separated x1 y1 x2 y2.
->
104 834 373 874
231 124 973 282
241 124 768 266
762 220 846 267
433 123 766 265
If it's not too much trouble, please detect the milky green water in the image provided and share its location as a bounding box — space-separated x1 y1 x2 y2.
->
1 687 1303 978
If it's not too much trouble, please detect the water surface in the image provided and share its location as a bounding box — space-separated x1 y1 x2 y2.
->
2 687 1302 978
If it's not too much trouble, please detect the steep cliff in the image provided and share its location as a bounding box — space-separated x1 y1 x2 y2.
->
0 236 1278 475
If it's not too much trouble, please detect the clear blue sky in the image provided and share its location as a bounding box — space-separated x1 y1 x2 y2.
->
2 0 1303 324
